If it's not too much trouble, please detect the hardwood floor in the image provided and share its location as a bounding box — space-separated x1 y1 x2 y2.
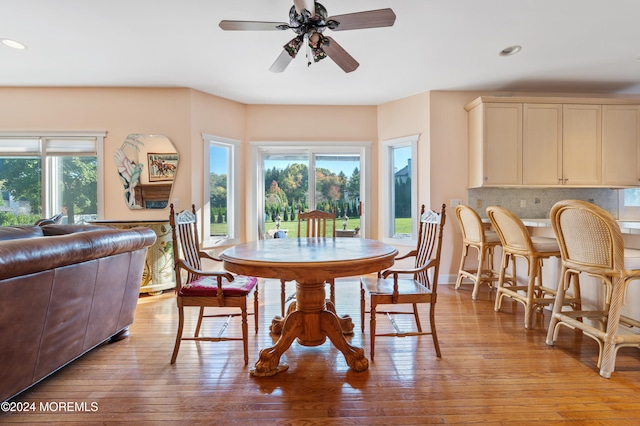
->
2 279 640 425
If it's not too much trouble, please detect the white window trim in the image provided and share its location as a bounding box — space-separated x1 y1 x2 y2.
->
202 133 240 247
381 134 419 246
248 141 371 241
0 130 105 219
618 189 640 220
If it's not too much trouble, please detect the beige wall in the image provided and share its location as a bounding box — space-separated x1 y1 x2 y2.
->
0 87 196 220
244 104 378 239
376 91 488 282
188 90 246 238
429 91 485 280
377 91 431 225
0 86 533 282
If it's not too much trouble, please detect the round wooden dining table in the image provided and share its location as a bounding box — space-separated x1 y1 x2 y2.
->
220 237 397 377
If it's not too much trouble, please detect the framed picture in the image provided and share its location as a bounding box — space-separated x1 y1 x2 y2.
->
147 153 178 182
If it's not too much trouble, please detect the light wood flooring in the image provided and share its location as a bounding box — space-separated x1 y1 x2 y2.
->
2 279 640 425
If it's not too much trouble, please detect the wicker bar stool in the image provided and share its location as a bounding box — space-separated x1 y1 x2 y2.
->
546 199 640 378
454 204 505 300
487 205 579 329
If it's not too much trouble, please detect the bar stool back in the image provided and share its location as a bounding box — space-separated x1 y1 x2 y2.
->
454 204 503 300
487 205 579 329
547 199 640 378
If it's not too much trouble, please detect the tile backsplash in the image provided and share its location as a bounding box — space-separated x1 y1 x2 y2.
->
467 187 619 219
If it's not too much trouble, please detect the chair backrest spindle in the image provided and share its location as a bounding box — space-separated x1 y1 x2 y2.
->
297 207 336 238
414 204 446 291
170 204 203 285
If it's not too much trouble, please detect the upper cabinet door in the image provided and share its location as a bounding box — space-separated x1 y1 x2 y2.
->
484 103 523 186
467 102 522 187
562 104 601 186
522 104 562 185
602 105 640 186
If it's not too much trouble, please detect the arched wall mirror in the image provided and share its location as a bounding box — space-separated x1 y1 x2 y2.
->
114 134 178 209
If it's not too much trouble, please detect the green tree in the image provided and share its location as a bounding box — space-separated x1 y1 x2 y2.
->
279 163 308 203
210 172 227 208
395 176 412 218
265 180 288 209
0 158 42 216
60 157 97 222
315 167 345 204
347 167 360 200
0 157 97 224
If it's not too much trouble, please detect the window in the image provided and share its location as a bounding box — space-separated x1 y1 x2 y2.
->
619 188 640 220
203 134 240 246
0 132 104 226
250 142 371 240
382 134 418 242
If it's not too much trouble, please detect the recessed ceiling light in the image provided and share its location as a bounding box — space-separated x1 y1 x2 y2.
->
499 45 521 57
1 38 27 50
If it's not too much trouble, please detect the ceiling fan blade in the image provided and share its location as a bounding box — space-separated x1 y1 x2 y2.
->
328 9 396 31
219 20 288 31
323 37 359 73
270 49 295 73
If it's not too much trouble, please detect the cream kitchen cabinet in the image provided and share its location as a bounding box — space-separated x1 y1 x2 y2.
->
601 105 640 186
466 101 522 187
522 103 562 185
467 96 640 188
561 104 601 186
523 103 601 186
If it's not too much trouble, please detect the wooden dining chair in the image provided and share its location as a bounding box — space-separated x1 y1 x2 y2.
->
547 199 640 378
360 204 446 360
278 207 337 316
169 204 258 365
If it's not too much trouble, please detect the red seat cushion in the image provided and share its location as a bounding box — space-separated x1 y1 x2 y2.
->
179 275 257 297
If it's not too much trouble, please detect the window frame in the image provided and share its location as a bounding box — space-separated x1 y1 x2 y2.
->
202 133 241 247
618 189 640 220
0 131 105 221
249 141 371 241
381 134 419 245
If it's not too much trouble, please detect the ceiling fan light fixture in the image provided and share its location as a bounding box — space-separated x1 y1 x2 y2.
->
499 45 521 57
1 38 27 50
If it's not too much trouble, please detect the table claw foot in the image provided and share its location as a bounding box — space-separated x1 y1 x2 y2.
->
320 310 369 372
325 300 355 335
270 302 298 335
252 311 303 377
345 346 369 372
250 362 289 377
338 314 355 335
269 315 284 334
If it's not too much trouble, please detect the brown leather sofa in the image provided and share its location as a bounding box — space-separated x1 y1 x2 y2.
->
0 224 156 402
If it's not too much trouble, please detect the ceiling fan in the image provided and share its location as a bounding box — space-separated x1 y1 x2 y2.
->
219 0 396 73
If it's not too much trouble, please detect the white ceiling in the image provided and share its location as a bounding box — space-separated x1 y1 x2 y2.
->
2 0 640 106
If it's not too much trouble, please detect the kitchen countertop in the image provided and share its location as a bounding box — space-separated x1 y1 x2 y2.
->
519 218 640 234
